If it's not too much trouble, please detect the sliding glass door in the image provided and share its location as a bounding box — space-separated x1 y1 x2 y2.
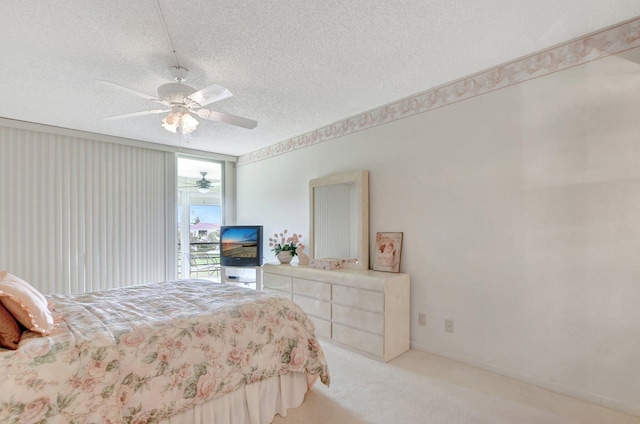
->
177 156 223 281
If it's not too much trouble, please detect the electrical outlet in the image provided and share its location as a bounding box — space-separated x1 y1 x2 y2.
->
418 313 426 326
445 319 454 333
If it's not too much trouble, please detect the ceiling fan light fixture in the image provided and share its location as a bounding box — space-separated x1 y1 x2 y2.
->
197 187 210 193
161 110 199 135
180 112 199 134
161 111 181 133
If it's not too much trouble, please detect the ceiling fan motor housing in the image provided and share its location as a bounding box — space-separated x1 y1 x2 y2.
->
157 83 197 104
198 172 210 186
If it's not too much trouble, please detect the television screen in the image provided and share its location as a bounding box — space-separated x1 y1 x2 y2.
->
219 225 263 267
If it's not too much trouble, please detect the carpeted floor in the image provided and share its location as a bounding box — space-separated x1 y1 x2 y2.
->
273 342 639 424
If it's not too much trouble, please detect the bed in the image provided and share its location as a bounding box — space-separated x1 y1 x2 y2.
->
0 276 330 424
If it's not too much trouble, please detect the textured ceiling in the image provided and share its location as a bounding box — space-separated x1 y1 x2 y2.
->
1 2 640 157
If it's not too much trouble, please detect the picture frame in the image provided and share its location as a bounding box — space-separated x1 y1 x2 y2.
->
373 232 403 272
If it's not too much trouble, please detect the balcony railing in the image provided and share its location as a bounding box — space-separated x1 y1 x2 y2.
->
178 242 220 280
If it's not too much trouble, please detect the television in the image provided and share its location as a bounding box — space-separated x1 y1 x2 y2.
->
219 225 263 267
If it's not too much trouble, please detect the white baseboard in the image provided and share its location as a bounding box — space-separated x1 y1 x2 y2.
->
410 341 639 418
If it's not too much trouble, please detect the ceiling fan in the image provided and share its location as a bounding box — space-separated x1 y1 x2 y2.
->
98 66 258 135
180 172 218 193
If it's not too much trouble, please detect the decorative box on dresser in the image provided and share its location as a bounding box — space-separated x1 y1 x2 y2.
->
263 263 410 362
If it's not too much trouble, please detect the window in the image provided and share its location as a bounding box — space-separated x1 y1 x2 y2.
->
177 157 223 280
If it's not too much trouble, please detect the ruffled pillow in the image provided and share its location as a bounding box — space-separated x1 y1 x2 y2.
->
0 271 54 335
0 302 22 349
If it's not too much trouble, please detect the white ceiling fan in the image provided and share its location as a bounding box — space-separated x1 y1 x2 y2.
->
98 66 258 135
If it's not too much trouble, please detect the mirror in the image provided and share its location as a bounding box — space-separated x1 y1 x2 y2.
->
309 170 369 270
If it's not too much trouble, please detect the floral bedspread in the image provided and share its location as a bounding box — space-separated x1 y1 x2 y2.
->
0 280 330 424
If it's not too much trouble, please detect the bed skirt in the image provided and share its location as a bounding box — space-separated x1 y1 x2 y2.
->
161 371 313 424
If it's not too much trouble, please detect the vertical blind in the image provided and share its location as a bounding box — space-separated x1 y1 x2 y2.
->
0 125 172 295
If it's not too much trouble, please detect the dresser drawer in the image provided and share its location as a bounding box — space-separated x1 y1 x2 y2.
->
292 278 331 300
332 323 383 358
261 264 410 362
263 272 292 292
264 288 292 300
333 304 383 335
293 294 331 320
333 285 384 312
309 316 331 339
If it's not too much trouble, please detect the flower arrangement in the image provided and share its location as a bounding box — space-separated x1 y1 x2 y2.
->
269 229 304 257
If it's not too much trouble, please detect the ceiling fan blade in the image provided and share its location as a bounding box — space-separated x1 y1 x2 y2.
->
195 109 258 129
104 109 170 120
178 183 220 189
97 80 167 105
187 83 233 107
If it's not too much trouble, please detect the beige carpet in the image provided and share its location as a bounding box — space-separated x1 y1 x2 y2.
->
273 342 639 424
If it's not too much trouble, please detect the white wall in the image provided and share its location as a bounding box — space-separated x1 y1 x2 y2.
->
236 46 640 415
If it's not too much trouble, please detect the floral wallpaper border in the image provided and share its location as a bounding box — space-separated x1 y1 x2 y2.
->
238 18 640 167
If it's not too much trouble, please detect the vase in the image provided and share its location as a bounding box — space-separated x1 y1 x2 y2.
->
276 251 294 264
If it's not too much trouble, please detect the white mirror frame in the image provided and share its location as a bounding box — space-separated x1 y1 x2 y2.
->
309 170 369 270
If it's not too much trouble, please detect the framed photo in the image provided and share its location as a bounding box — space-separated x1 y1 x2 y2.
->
373 232 403 272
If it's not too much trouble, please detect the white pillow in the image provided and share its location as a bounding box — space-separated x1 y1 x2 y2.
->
0 271 54 335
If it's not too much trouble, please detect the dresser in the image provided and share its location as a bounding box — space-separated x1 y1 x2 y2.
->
263 263 410 362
